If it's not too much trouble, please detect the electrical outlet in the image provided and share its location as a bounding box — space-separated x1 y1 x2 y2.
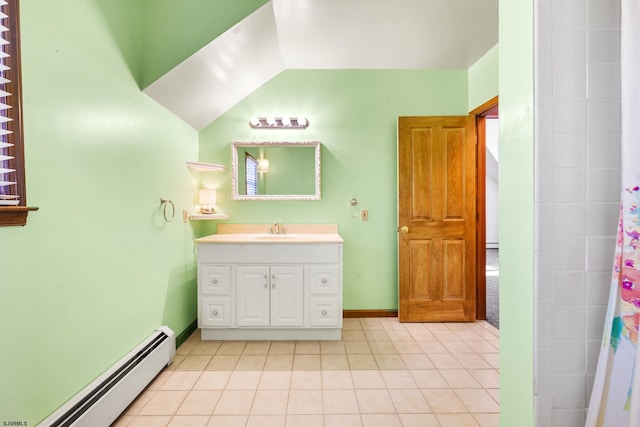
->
361 209 368 221
183 209 190 223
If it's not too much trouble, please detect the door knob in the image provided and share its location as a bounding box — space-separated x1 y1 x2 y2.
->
400 226 409 234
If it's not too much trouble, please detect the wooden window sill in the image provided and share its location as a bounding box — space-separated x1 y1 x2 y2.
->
0 206 39 226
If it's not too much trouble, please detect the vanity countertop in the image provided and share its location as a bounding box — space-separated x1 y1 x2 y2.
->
195 223 343 244
195 233 343 244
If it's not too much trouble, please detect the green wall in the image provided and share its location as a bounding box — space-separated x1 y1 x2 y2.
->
468 38 534 425
263 146 316 196
468 44 499 111
198 69 469 310
499 0 534 425
140 0 268 88
0 0 199 423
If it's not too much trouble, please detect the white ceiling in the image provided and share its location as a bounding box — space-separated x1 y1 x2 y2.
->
144 0 498 130
275 0 498 69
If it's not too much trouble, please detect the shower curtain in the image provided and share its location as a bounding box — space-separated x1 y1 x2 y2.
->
585 1 640 425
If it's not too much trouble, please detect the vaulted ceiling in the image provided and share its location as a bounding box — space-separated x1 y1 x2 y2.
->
143 0 498 130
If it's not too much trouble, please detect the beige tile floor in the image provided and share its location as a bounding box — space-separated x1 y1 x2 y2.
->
113 318 499 427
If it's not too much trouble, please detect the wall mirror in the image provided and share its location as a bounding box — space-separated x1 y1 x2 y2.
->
231 141 321 200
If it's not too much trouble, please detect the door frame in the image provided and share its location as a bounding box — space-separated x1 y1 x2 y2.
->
470 95 499 320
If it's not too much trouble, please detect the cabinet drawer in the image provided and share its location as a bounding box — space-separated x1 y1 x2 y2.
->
201 298 231 327
309 297 341 327
199 265 231 295
310 265 340 294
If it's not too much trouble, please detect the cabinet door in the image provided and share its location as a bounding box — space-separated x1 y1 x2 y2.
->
270 266 304 327
236 266 270 326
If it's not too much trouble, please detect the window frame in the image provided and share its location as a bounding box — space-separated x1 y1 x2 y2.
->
0 0 36 227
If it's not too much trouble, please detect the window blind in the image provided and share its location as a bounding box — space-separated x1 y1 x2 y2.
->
245 154 258 196
0 0 18 206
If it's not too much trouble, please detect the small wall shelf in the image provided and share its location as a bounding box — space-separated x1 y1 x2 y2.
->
183 210 230 222
186 161 227 172
190 213 230 220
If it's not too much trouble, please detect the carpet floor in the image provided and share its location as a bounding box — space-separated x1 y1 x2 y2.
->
486 249 499 329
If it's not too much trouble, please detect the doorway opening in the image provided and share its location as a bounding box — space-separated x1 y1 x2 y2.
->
485 117 499 328
472 96 499 328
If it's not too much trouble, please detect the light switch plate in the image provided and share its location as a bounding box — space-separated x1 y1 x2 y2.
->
361 209 368 221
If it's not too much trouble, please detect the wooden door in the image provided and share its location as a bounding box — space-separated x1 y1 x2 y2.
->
398 116 477 322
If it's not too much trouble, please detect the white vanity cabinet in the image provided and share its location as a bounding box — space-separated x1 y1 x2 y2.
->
196 228 343 341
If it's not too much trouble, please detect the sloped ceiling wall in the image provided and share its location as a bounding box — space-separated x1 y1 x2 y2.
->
141 0 270 88
143 0 498 130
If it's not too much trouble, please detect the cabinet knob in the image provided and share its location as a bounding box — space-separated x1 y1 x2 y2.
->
212 310 218 316
322 278 328 284
212 279 218 284
322 310 327 316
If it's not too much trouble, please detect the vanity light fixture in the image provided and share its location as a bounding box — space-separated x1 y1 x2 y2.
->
199 189 217 214
257 158 270 173
249 116 309 129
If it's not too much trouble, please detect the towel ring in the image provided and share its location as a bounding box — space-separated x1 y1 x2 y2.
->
160 198 175 222
346 198 362 218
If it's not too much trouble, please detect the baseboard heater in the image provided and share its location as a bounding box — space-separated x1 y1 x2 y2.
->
38 326 175 427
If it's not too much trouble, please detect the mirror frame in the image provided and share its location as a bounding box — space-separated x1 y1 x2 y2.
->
231 141 321 201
